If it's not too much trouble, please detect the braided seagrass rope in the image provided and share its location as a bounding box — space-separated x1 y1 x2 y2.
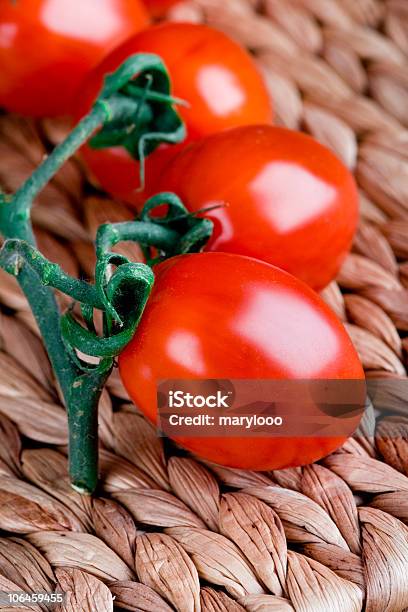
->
0 0 407 610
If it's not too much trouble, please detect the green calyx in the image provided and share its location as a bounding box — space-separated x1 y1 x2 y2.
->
61 192 213 360
61 261 155 360
89 53 186 188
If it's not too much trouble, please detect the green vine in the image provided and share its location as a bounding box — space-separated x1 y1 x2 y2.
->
0 54 211 494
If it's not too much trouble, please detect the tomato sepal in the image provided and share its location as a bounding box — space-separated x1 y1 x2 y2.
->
95 192 214 268
89 53 186 189
57 191 214 362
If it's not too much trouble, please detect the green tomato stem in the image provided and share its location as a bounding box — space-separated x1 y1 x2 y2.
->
96 220 180 257
0 100 120 495
0 239 111 496
1 239 104 308
0 54 202 496
0 103 108 245
0 248 78 400
68 360 112 494
0 101 114 496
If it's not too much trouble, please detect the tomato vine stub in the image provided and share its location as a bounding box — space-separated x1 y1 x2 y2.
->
119 252 365 471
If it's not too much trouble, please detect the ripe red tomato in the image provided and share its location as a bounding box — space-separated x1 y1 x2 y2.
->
0 0 149 117
119 252 364 470
142 0 181 17
78 22 273 206
156 125 359 290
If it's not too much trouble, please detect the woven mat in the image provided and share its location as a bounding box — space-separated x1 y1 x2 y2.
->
0 0 407 610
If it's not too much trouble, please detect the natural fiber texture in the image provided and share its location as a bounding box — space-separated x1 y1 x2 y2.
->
0 0 407 610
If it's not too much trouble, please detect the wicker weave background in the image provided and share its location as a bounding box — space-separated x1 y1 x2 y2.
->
0 0 407 610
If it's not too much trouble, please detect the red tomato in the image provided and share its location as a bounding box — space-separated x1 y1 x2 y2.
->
119 252 364 470
0 0 149 117
156 125 359 290
78 22 273 206
142 0 182 18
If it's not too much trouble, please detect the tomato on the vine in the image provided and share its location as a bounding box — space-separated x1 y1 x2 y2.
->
77 22 273 206
156 125 359 290
0 0 149 117
119 252 364 471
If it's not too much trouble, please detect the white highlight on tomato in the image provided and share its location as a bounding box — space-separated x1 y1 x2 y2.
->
166 331 206 375
249 161 336 233
233 286 339 377
0 23 17 48
196 65 245 116
41 0 122 42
